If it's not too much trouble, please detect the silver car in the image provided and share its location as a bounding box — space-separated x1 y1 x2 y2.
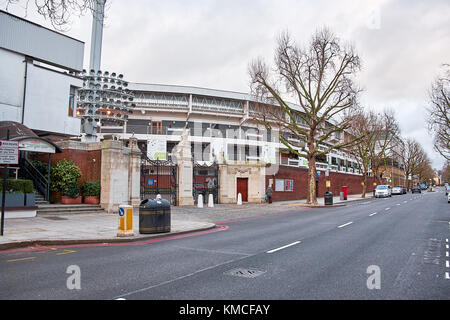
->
392 186 405 195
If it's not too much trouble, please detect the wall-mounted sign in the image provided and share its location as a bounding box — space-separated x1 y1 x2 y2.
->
18 139 56 153
0 140 19 165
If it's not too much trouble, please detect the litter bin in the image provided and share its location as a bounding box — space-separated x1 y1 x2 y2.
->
139 196 171 234
324 191 333 205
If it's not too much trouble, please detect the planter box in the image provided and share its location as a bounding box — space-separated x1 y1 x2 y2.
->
50 191 62 204
61 196 82 204
4 193 25 207
83 196 100 204
25 193 35 206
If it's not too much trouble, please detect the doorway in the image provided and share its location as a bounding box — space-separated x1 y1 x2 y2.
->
237 178 248 202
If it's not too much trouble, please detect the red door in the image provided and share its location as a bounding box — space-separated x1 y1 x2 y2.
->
237 178 248 202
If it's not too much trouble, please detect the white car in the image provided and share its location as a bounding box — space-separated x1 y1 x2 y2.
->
448 192 450 203
375 185 392 198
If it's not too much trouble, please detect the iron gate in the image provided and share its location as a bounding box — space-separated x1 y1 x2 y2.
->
193 161 219 205
141 153 178 206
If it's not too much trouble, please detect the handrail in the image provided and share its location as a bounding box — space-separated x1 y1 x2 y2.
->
20 158 49 201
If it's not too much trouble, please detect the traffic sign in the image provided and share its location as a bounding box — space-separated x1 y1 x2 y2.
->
118 207 124 217
0 140 19 165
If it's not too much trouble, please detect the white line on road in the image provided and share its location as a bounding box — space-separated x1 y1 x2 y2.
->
385 207 390 211
337 221 353 228
403 201 407 203
369 212 377 217
267 241 301 254
396 203 401 206
446 261 449 268
446 272 450 280
447 252 449 257
446 245 449 249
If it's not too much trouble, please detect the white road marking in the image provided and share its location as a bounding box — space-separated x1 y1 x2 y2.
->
385 207 390 211
267 241 301 254
446 272 450 280
115 298 127 300
337 221 353 229
396 203 401 206
369 212 377 217
446 245 449 249
403 201 407 203
447 252 449 257
446 261 449 268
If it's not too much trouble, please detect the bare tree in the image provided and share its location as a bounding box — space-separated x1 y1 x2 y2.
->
442 161 450 183
399 138 428 189
249 28 362 205
3 0 104 30
427 64 450 161
347 108 400 198
369 109 401 184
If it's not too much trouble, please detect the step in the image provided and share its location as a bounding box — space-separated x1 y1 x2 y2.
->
37 204 106 215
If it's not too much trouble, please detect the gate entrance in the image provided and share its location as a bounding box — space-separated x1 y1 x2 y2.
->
141 153 177 206
193 162 219 205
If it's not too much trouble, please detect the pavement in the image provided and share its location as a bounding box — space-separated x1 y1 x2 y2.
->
0 192 375 250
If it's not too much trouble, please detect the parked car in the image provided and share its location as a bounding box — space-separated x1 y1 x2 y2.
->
420 184 427 190
392 185 406 195
445 185 450 196
448 191 450 203
375 185 392 198
412 186 421 194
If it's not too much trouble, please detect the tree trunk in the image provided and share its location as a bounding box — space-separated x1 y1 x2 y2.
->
307 156 318 205
361 173 367 198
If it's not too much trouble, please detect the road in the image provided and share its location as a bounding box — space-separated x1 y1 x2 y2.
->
0 190 449 300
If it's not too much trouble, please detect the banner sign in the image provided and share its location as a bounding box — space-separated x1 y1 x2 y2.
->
147 137 167 160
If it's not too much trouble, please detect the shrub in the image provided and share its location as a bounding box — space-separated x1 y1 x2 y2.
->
81 181 100 197
50 160 82 192
62 182 80 198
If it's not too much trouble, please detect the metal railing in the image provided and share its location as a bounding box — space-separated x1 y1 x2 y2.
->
20 158 50 201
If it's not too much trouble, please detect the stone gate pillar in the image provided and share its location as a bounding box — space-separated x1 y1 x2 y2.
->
176 128 194 206
128 137 141 207
100 135 141 213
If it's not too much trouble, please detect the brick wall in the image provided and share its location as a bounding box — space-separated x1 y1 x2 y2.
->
32 142 102 184
265 165 384 202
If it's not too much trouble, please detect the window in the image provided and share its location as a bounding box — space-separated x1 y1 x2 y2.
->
68 85 77 117
150 121 162 134
284 179 294 192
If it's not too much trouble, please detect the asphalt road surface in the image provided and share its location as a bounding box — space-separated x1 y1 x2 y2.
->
0 190 449 300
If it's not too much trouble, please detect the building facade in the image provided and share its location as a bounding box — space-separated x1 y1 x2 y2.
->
0 10 84 138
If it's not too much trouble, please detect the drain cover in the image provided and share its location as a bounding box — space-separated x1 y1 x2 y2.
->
224 268 266 278
42 216 68 221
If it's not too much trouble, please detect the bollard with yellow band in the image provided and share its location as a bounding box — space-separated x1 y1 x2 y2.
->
117 204 134 237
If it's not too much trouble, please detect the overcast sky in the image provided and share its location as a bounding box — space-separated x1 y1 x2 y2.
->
3 0 449 169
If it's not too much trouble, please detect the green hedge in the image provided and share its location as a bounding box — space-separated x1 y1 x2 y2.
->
0 179 34 193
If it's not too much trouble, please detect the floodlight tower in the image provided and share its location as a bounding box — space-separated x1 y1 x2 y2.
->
89 0 105 72
81 0 106 142
78 0 135 142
